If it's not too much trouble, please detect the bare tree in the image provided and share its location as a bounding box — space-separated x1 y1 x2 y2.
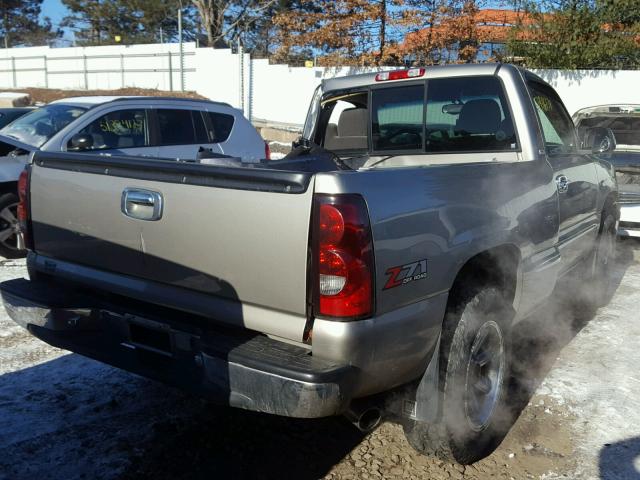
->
191 0 277 47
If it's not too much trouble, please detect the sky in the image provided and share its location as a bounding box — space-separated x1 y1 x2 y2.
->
41 0 68 26
41 0 71 42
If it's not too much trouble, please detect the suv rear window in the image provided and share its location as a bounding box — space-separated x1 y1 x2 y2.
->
157 109 209 145
205 112 235 143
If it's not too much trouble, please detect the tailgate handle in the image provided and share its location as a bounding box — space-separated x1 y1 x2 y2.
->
121 188 163 221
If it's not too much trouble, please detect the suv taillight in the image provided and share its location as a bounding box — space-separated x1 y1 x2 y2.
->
312 194 374 319
17 168 33 250
265 142 271 160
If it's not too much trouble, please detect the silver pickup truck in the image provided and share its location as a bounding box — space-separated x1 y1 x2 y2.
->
1 64 618 464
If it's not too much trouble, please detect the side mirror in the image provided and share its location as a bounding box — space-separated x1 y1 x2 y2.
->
68 133 94 151
292 136 310 150
584 127 616 154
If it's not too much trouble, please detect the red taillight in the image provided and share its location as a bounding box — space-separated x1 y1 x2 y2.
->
319 204 344 246
17 169 28 222
17 168 33 250
265 142 271 160
313 194 374 319
375 68 425 82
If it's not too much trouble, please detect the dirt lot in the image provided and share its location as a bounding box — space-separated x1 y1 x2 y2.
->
1 240 639 480
2 87 205 105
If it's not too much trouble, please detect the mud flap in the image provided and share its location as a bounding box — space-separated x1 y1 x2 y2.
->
385 335 441 423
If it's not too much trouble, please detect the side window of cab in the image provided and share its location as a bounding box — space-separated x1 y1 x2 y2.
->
528 82 577 154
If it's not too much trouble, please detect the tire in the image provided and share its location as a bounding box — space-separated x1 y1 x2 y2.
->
403 287 514 465
0 192 25 259
588 209 617 307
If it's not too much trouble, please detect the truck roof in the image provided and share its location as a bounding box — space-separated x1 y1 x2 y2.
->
321 63 531 93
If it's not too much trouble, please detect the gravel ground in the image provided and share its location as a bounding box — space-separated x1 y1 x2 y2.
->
1 88 205 105
1 239 639 480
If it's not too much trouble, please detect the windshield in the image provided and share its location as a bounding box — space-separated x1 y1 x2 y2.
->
0 104 87 147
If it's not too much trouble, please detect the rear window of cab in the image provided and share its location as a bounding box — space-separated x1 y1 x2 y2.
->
318 76 518 154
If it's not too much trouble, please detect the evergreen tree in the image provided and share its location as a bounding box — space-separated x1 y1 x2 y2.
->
62 0 198 45
0 0 60 47
507 0 640 68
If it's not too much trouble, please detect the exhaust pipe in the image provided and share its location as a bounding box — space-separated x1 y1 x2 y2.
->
345 402 383 432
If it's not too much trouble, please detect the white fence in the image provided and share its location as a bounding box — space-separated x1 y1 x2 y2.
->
533 69 640 117
0 43 195 93
1 42 639 127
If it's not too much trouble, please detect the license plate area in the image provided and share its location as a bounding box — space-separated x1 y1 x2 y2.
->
125 315 174 356
130 322 172 354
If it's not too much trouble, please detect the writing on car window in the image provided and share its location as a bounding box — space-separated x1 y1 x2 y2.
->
75 109 149 150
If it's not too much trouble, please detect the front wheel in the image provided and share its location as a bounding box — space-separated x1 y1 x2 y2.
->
403 287 514 465
0 193 25 259
589 210 617 307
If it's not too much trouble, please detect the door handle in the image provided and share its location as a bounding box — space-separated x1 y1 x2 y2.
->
121 188 163 221
555 175 569 194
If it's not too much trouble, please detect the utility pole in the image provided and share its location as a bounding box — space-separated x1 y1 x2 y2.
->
196 17 200 48
238 36 244 115
178 1 185 91
3 12 8 48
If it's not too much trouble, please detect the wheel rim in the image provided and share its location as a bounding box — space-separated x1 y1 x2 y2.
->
465 321 505 432
0 202 20 253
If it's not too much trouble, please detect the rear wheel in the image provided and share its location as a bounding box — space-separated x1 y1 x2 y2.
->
403 287 514 465
0 193 24 259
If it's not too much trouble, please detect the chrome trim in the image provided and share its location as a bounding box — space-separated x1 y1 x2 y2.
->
121 187 163 221
555 174 569 194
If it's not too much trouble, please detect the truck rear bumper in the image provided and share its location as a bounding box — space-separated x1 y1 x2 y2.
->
0 278 356 418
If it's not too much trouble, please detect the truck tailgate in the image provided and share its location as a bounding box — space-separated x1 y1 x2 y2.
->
29 153 315 341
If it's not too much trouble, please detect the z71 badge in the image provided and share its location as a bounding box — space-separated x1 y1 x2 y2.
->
384 259 428 290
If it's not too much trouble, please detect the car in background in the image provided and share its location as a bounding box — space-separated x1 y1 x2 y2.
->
0 96 268 258
0 107 34 129
574 105 640 237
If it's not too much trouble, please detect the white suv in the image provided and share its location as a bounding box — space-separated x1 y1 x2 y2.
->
0 96 268 257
